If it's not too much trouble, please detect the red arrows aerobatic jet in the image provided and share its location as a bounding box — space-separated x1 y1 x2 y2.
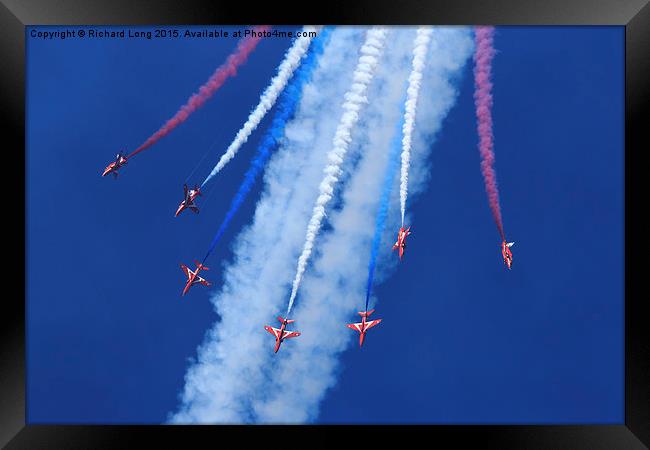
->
264 316 301 353
175 184 202 217
180 260 211 296
346 309 382 347
501 240 514 269
392 226 412 260
102 153 128 178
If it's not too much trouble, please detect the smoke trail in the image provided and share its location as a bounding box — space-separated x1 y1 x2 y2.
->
200 26 320 188
170 28 364 424
200 28 332 264
399 27 433 226
364 111 404 312
285 28 387 316
473 26 505 240
127 26 270 159
254 28 474 423
170 27 473 424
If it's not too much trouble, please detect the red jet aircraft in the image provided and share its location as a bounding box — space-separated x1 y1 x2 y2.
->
392 226 412 260
346 309 382 347
102 153 128 178
180 260 211 296
175 184 202 217
264 316 301 353
501 240 514 269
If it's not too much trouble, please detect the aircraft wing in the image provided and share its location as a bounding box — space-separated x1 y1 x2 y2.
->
265 326 281 339
193 274 209 285
180 264 191 279
282 330 301 340
189 205 199 213
346 322 364 333
365 319 382 330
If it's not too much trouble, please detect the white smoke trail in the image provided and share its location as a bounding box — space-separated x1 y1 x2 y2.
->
200 26 319 188
285 27 387 315
169 28 364 424
170 27 474 424
399 27 433 225
254 27 474 423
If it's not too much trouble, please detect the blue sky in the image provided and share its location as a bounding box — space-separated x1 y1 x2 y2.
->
27 26 623 423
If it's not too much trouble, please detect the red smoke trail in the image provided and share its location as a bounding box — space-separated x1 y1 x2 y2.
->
127 25 270 159
473 26 505 241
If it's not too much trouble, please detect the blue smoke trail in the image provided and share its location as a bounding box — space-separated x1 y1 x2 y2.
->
364 104 406 312
201 27 333 264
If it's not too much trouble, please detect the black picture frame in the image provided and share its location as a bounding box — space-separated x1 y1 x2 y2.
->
2 0 648 447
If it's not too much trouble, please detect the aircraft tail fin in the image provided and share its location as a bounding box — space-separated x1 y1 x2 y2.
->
194 260 209 270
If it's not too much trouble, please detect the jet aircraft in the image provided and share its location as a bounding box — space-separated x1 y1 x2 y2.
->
346 309 382 347
175 184 202 217
392 226 412 260
180 260 211 296
102 153 128 178
264 316 301 353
